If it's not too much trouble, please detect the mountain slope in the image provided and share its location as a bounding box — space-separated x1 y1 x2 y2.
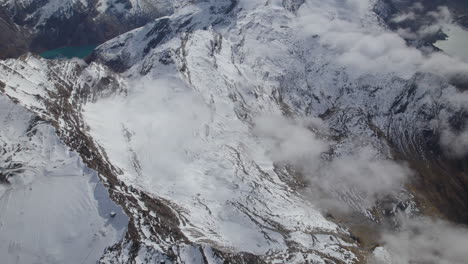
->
0 53 362 263
1 0 468 263
0 94 128 264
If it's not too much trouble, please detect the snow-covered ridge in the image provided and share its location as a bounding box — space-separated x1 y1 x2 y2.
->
0 52 362 263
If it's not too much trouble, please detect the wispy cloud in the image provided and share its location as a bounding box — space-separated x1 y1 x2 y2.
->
294 0 468 80
253 114 411 210
372 216 468 264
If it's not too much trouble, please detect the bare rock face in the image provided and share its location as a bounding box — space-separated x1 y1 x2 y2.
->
0 10 30 59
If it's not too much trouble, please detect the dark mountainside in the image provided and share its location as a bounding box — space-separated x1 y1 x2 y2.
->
376 2 468 224
379 0 468 45
0 9 29 59
0 0 171 59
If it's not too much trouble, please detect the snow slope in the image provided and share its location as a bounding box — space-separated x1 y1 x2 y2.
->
0 91 127 263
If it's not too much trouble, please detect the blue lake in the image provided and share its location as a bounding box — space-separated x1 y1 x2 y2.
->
40 45 98 59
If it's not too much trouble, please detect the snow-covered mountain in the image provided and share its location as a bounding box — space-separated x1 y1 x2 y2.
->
1 0 468 263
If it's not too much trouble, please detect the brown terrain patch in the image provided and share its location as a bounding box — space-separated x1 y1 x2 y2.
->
0 10 30 59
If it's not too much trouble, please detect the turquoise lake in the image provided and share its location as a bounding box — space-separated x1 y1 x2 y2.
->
40 45 98 59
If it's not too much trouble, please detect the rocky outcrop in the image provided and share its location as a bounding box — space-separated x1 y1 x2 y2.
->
0 9 30 59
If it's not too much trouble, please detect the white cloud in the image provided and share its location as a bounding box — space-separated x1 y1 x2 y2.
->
434 108 468 157
253 115 411 209
391 11 417 23
294 0 468 80
440 128 468 157
428 86 468 157
390 3 453 40
319 147 411 204
253 114 328 168
376 217 468 264
84 76 212 184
